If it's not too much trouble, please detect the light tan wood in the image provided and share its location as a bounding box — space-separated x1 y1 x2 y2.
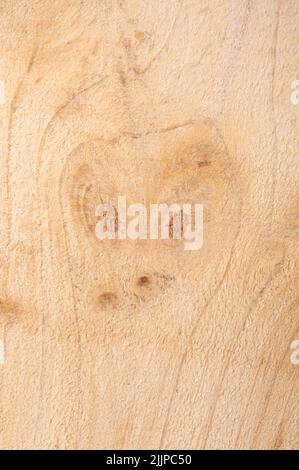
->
0 0 298 450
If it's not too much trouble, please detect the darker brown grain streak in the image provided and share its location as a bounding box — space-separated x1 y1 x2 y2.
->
251 327 299 448
130 1 181 76
234 365 262 448
273 381 297 449
236 347 295 449
234 309 293 448
34 77 110 444
270 0 281 225
6 82 21 249
159 206 242 448
36 75 111 178
199 250 287 447
58 173 85 447
6 44 38 248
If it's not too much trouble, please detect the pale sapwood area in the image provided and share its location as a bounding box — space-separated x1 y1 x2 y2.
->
0 0 298 450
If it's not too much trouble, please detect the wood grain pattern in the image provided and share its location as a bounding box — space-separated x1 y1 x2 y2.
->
0 0 298 450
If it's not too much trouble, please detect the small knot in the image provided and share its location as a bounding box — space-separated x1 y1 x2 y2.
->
98 291 119 309
137 276 151 287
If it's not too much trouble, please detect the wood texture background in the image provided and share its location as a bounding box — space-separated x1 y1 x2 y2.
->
0 0 298 450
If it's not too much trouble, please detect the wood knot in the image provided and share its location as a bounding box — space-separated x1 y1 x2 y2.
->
135 272 174 301
98 291 119 309
137 275 151 287
0 296 37 335
0 297 22 324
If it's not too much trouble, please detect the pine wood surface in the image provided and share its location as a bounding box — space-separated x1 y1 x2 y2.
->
0 0 298 450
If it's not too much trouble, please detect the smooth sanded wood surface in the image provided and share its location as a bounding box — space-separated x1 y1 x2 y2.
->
0 0 298 450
